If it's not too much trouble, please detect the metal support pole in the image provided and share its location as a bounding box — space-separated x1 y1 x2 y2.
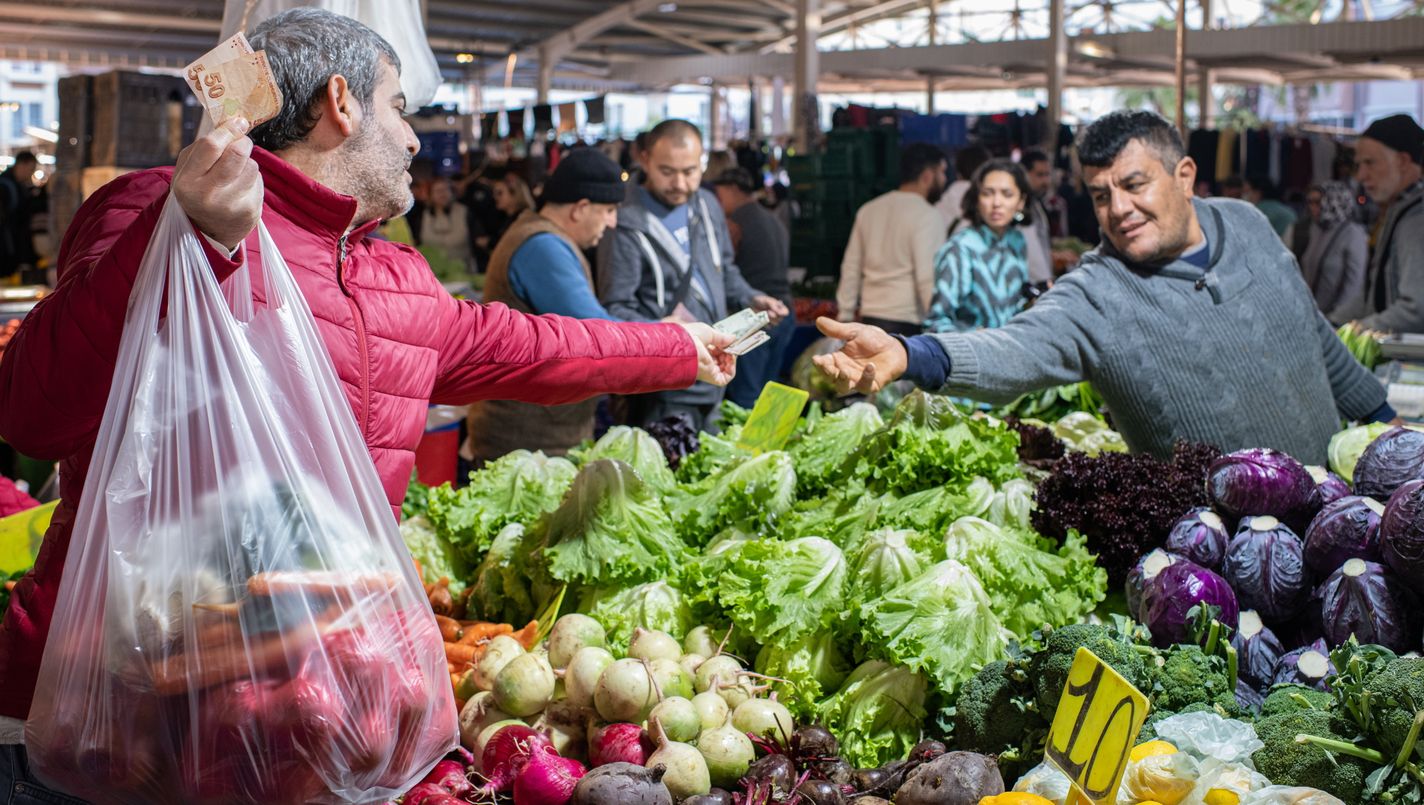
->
793 0 820 153
1198 0 1213 128
749 76 761 140
927 75 936 115
771 75 787 138
536 46 554 105
710 84 725 150
928 0 938 45
1045 0 1067 153
1174 0 1187 140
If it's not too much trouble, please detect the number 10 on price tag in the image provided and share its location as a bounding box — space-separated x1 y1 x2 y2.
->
1044 647 1151 805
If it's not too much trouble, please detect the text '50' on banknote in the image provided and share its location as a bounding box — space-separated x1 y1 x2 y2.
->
184 33 283 127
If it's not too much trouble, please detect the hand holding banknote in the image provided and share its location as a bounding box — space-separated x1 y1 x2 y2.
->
171 116 263 251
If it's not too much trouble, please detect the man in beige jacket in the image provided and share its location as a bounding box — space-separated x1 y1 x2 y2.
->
835 142 949 336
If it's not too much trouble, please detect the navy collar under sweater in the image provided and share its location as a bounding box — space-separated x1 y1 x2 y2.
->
1084 197 1229 302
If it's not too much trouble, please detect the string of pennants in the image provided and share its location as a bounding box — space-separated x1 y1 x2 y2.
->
478 96 607 142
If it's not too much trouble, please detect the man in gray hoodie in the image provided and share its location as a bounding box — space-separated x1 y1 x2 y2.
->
1340 114 1424 334
811 110 1393 465
598 119 788 430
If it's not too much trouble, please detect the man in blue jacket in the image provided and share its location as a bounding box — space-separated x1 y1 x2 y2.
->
597 119 788 431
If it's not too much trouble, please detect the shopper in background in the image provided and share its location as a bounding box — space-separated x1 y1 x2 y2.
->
938 144 989 236
0 151 39 278
417 177 477 274
466 149 627 464
1018 148 1058 285
813 110 1393 466
836 142 948 337
703 150 736 191
598 119 787 431
1244 174 1297 241
711 167 795 407
1299 182 1368 322
1339 114 1424 335
490 171 535 247
0 12 741 790
924 159 1030 333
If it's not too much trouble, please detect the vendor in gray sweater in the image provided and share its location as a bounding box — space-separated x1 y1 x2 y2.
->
812 111 1394 465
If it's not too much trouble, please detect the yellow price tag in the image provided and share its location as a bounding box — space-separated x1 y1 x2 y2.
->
1044 647 1151 804
736 382 809 454
0 500 57 575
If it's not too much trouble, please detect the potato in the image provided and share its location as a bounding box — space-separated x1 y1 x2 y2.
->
892 752 1005 805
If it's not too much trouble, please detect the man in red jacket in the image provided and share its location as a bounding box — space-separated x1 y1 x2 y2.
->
0 9 734 794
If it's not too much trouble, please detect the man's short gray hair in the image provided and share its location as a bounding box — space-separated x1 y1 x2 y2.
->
247 8 400 152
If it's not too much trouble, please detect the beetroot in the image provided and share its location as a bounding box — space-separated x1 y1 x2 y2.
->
512 744 587 804
588 722 654 767
421 759 474 797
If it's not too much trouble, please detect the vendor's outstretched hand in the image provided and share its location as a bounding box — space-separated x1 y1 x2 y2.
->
812 317 908 395
678 322 737 386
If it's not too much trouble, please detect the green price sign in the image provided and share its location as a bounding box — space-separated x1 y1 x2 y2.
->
1044 647 1151 804
736 382 809 454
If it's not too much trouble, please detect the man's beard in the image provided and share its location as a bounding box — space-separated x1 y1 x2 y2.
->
338 121 413 223
926 182 946 206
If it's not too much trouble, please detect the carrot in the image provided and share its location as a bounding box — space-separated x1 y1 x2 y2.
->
434 615 463 642
457 622 513 646
445 642 480 666
511 620 540 650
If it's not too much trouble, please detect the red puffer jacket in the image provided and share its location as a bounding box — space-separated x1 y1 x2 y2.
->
0 147 697 720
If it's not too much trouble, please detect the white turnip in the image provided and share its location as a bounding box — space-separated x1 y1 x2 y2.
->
682 625 721 658
679 653 707 678
595 658 659 723
494 652 557 717
696 713 755 788
459 691 514 749
474 635 526 690
629 628 682 662
694 655 742 693
548 614 607 669
732 695 794 743
691 691 729 730
648 696 700 743
647 657 695 700
647 718 711 800
565 646 615 708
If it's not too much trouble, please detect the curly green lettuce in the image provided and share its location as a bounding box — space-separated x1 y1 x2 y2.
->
939 517 1107 636
669 450 797 545
569 426 677 494
578 580 695 653
861 559 1013 693
426 450 576 560
755 630 853 721
466 523 539 624
399 515 471 596
845 528 930 612
787 402 884 496
853 391 1021 495
711 536 849 645
536 459 688 588
816 660 929 768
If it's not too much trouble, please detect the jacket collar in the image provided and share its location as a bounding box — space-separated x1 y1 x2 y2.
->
251 146 380 247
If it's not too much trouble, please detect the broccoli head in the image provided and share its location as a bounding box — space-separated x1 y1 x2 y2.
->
1360 657 1424 760
1030 623 1151 716
1151 645 1234 713
1260 684 1335 718
953 660 1047 754
1251 710 1370 803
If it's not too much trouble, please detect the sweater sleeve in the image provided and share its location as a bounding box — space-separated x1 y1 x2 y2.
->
430 299 697 405
1315 306 1388 421
0 172 244 460
1359 219 1424 334
923 269 1106 404
508 234 615 320
596 226 658 322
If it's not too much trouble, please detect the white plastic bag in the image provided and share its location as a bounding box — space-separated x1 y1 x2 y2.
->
1239 787 1345 805
1152 711 1265 766
1013 761 1073 803
220 0 442 107
25 197 456 804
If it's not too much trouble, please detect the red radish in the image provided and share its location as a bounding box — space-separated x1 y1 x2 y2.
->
478 724 553 794
421 759 475 796
588 722 654 767
402 782 466 805
512 744 586 804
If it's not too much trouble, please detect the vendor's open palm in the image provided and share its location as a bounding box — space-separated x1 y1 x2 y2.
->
812 317 908 395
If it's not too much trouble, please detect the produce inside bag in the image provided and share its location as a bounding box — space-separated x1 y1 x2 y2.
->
24 186 455 803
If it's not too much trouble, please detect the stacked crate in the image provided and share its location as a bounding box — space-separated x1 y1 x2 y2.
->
786 125 899 283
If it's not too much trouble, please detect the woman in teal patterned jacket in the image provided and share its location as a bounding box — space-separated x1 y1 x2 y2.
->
924 159 1033 333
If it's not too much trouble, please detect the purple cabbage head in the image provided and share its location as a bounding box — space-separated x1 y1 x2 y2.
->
1126 549 1183 622
1236 678 1265 713
1208 448 1318 522
1164 508 1229 570
1231 610 1286 691
1142 559 1239 648
1312 558 1416 653
1353 427 1424 500
1222 516 1310 623
1272 639 1336 690
1303 495 1385 580
1381 478 1424 590
1307 465 1352 508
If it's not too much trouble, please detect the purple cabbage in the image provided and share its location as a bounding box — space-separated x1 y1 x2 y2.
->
1221 516 1310 623
1141 559 1239 648
1164 508 1229 570
1231 610 1285 690
1125 549 1182 621
1353 427 1424 500
1271 639 1336 690
1236 678 1265 712
1307 465 1352 508
1381 478 1424 590
1303 495 1385 580
1207 448 1318 522
1312 558 1415 653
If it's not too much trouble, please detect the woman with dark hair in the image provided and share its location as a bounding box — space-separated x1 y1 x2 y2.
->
1299 181 1368 322
923 159 1032 333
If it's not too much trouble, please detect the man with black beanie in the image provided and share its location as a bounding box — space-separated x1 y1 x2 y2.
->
464 147 628 463
1340 113 1424 333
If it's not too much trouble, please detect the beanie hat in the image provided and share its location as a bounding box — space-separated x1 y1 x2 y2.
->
543 148 625 204
1361 114 1424 165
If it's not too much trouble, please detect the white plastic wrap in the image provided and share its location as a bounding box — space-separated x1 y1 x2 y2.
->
24 197 456 804
1152 710 1265 766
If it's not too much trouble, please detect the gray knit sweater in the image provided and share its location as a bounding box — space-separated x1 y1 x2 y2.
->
926 197 1386 465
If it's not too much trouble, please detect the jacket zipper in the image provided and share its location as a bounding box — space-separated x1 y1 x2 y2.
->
334 236 372 438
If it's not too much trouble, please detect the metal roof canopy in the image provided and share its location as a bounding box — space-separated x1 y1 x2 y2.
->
0 1 1421 93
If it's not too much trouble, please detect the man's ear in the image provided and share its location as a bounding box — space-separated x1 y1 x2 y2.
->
1176 156 1198 197
320 74 357 139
